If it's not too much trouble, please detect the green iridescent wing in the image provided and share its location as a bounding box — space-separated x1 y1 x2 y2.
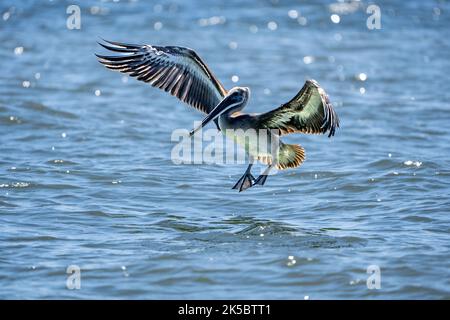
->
257 80 339 137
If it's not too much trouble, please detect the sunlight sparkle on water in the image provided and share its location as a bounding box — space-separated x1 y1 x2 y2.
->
358 73 367 81
287 256 296 266
288 10 299 19
90 6 100 15
297 17 307 26
331 14 341 24
154 21 163 30
303 56 314 64
228 41 238 50
404 160 422 167
267 21 278 31
198 16 226 27
14 46 24 55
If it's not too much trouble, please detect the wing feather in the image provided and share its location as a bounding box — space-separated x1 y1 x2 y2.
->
96 40 228 114
257 80 339 137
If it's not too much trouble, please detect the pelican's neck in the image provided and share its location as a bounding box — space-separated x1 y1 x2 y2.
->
218 97 248 130
190 88 249 136
223 93 248 118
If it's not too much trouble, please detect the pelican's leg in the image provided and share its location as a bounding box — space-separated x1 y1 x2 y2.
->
232 163 256 192
254 165 274 186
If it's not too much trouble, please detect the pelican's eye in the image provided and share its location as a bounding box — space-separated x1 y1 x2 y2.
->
229 92 241 103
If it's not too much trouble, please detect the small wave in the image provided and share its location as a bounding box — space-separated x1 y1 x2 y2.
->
155 219 206 232
0 200 18 207
175 183 192 189
402 215 434 223
83 210 112 217
233 222 367 249
235 222 297 236
23 101 78 120
368 158 397 169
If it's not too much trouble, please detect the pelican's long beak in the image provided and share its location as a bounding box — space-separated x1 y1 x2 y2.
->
189 96 232 137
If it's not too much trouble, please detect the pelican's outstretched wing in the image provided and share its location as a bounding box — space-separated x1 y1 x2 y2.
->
256 80 339 137
96 40 228 114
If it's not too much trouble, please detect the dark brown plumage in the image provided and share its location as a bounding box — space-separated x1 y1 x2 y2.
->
256 80 339 138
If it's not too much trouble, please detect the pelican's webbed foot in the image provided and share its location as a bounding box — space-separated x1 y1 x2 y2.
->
254 165 274 186
232 172 255 192
232 164 255 192
254 174 268 186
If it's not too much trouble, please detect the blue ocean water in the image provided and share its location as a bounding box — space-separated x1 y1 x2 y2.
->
0 0 449 299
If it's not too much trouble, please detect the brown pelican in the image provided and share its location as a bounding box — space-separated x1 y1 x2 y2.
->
96 40 339 192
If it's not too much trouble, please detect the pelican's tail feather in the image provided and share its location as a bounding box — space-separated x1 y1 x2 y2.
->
276 144 306 170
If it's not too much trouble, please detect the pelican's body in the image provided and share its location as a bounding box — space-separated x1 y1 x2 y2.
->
217 100 280 163
97 40 339 191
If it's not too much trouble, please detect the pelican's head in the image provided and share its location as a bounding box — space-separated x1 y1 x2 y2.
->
189 86 250 136
227 86 250 110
